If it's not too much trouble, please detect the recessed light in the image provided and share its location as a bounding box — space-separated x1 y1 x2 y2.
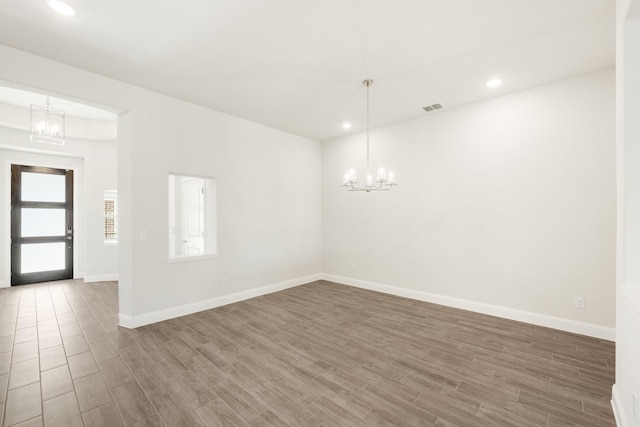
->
486 78 502 88
46 0 76 16
342 122 352 129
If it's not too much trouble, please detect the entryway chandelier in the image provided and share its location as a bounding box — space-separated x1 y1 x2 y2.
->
30 96 65 145
342 79 396 192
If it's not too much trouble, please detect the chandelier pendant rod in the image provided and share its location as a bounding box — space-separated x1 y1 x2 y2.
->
365 79 371 174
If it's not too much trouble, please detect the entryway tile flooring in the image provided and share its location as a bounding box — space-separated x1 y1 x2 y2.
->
0 280 616 426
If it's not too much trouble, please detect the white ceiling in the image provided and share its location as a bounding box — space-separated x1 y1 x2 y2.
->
0 0 614 141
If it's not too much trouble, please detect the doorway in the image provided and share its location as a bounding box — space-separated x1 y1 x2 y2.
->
11 164 74 285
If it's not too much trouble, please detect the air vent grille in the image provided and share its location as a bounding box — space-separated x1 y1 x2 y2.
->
422 103 444 113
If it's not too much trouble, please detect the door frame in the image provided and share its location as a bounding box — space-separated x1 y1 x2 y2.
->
2 157 82 288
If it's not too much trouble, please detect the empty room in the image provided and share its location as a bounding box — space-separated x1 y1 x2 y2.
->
0 0 639 426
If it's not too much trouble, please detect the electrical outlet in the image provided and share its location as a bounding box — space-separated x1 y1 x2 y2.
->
351 263 356 272
139 230 148 241
633 393 638 422
574 296 585 309
222 276 228 286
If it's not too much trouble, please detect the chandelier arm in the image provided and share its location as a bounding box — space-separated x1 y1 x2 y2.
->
346 180 370 192
346 181 395 192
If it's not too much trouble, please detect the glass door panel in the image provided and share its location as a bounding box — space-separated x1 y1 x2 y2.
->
21 243 66 274
21 208 66 237
21 172 66 202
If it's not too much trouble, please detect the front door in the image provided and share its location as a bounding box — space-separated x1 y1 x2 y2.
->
11 164 74 285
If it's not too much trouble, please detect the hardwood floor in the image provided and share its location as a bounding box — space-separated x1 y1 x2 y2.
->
0 279 615 426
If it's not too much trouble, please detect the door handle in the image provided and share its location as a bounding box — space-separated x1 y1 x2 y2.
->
66 236 73 240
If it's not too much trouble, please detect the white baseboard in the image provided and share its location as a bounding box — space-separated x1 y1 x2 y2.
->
322 274 616 341
74 271 85 279
612 385 629 427
117 271 615 340
84 274 119 283
119 273 323 329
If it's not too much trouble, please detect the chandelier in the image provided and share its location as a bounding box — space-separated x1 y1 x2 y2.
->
342 79 396 192
30 96 65 145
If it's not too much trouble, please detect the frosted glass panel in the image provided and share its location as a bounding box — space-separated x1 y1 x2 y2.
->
21 243 65 273
22 209 66 237
22 172 65 202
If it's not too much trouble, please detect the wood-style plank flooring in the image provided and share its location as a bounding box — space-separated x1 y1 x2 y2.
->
0 279 615 426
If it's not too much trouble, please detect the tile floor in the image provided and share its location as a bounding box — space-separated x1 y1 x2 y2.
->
0 279 617 426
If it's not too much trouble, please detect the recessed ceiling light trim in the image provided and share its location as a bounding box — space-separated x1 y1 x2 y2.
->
342 122 352 129
486 78 502 88
46 0 76 16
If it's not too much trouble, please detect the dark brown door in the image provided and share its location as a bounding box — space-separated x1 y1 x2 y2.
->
11 165 74 285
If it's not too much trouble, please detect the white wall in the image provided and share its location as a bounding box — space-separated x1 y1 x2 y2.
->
323 69 616 336
613 0 640 425
0 126 118 285
0 44 322 326
129 100 322 319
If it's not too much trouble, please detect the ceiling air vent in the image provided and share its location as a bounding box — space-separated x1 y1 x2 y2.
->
422 103 444 113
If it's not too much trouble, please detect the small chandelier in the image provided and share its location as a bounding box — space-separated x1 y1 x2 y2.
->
342 79 396 192
30 96 65 145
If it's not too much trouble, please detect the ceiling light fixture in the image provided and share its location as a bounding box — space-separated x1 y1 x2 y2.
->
46 0 76 16
342 122 352 129
30 96 66 145
486 78 502 88
342 79 396 192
